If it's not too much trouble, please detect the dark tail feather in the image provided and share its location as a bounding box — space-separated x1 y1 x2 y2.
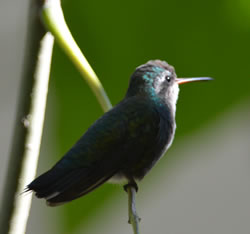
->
27 169 78 197
46 175 111 206
27 166 115 206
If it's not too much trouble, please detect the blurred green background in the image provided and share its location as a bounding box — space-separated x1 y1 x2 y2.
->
1 0 250 233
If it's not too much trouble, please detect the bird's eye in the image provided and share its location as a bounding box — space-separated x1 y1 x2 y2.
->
165 76 171 82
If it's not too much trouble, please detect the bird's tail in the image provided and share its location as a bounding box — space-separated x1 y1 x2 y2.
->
27 166 113 206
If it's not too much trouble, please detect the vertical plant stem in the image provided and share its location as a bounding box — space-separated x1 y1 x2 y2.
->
1 31 54 234
9 32 54 234
0 1 47 233
42 0 112 112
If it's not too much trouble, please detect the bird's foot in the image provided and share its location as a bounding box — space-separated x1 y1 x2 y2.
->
123 178 141 224
123 180 138 193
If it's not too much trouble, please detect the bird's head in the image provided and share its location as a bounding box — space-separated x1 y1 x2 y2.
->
126 60 212 111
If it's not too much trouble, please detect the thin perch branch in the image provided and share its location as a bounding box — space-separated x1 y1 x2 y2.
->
124 181 140 234
127 185 140 234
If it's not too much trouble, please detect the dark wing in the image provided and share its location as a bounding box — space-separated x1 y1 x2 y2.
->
27 97 161 206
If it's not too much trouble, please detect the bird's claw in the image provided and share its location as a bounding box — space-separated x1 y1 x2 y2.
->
123 181 138 193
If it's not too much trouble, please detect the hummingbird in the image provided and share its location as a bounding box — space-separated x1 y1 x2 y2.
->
27 60 212 206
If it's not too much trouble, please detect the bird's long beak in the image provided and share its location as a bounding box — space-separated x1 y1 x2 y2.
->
176 77 213 85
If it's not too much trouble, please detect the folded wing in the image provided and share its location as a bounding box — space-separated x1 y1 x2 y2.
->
27 97 160 206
